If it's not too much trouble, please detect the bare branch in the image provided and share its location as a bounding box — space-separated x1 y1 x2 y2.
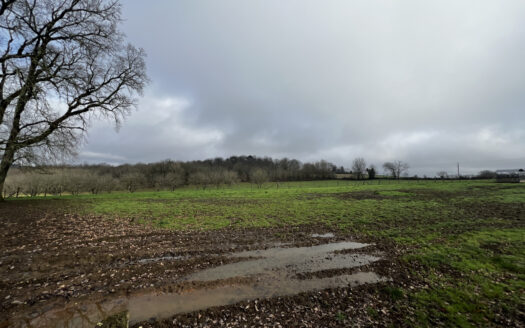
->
0 0 148 198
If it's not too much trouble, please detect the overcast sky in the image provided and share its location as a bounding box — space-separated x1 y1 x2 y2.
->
78 0 525 176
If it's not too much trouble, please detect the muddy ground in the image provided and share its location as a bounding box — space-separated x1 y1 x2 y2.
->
0 197 521 327
0 200 421 328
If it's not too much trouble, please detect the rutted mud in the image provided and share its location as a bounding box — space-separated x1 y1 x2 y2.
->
11 242 385 327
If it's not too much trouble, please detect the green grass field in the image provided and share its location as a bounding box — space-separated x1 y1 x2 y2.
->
20 180 525 326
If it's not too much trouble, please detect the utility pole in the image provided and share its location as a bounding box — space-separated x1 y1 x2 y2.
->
457 162 460 178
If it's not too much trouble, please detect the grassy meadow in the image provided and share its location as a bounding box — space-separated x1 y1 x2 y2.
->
16 179 525 326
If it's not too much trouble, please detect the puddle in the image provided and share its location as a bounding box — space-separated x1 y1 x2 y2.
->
187 241 375 281
11 241 386 328
311 233 335 238
131 241 292 266
137 255 185 264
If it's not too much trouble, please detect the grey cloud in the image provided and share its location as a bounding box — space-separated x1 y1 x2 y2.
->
78 0 525 175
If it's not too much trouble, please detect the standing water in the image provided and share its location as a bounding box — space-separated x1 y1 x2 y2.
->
12 241 386 327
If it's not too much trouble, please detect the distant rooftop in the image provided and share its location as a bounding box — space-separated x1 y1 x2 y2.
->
495 169 525 181
495 169 524 173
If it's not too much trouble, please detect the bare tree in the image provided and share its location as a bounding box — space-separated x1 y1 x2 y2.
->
120 172 145 193
250 168 269 188
209 169 225 189
351 157 366 180
157 172 183 191
188 171 209 190
314 160 335 179
21 172 42 197
222 170 239 186
2 170 22 198
383 161 409 179
0 0 148 200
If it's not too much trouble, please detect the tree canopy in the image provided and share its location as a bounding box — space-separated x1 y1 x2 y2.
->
0 0 148 199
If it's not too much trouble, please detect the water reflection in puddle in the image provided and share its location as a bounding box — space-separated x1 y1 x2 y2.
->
137 255 185 264
187 241 375 281
311 233 335 238
12 241 386 328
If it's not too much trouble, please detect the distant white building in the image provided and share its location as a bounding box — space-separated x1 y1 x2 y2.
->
495 169 525 183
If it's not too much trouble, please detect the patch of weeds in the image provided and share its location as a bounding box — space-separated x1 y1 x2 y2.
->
335 311 346 322
382 285 404 302
378 190 410 197
367 306 379 318
491 255 523 274
97 311 128 328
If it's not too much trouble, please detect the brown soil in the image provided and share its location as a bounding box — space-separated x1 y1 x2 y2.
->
328 184 525 202
312 189 459 201
457 201 525 221
332 190 394 200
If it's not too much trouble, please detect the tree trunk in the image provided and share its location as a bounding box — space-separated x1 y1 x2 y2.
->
0 146 16 201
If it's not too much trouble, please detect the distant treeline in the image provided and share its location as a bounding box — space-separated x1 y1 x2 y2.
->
2 156 501 198
3 156 343 197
